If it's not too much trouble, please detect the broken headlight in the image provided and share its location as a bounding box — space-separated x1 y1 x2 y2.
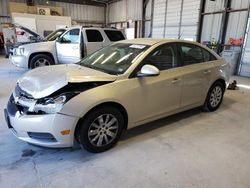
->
15 48 25 56
33 92 79 114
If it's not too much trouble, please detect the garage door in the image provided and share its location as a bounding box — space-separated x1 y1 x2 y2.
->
152 0 201 40
239 17 250 77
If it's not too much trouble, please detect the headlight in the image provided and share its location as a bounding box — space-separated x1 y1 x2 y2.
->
15 48 25 56
33 92 78 114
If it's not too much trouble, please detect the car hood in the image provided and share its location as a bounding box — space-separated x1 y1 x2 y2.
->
17 64 117 99
14 23 43 39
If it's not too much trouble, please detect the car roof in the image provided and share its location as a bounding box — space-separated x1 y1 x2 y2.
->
66 26 120 31
117 38 203 46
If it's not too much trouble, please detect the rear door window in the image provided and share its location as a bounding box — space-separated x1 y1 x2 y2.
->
86 29 104 42
179 43 218 66
179 43 203 65
104 30 125 41
202 48 217 61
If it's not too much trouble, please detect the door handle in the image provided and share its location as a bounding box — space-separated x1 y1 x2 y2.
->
72 46 79 50
172 78 181 84
203 70 211 74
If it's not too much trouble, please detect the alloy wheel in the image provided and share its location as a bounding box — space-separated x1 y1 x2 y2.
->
88 114 119 147
34 58 50 67
209 86 222 108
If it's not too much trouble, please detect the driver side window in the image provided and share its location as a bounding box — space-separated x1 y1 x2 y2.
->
61 29 80 43
143 44 177 71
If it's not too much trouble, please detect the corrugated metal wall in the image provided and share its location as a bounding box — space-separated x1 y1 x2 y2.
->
144 0 152 37
225 0 249 42
53 1 105 24
108 0 143 23
164 0 182 38
181 0 200 40
0 0 10 32
201 14 222 41
239 16 250 77
108 0 126 23
201 0 249 43
152 0 201 40
0 0 105 31
152 0 166 38
239 0 250 77
204 0 224 12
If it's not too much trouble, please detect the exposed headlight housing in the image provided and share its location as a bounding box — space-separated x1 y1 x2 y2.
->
15 48 25 56
33 92 79 114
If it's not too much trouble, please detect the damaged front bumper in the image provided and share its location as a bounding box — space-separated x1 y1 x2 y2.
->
4 96 79 148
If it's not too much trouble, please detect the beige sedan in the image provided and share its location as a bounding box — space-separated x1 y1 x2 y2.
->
5 39 230 153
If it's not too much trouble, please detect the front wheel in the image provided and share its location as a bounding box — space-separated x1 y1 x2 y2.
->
204 82 225 112
30 54 54 69
78 107 124 153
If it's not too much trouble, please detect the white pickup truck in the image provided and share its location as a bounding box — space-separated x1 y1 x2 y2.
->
10 27 125 69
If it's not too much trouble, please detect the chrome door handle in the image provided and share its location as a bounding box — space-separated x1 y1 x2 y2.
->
203 70 211 74
172 78 181 84
72 46 79 50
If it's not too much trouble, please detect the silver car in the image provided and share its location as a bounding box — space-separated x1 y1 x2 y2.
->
5 39 230 153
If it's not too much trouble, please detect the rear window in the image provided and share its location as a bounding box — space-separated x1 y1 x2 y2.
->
104 30 125 41
202 49 217 61
86 29 103 42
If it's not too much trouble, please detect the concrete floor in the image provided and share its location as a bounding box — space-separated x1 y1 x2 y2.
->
0 56 250 188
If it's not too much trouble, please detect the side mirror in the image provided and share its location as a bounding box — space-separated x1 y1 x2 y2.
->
57 37 63 43
137 64 160 77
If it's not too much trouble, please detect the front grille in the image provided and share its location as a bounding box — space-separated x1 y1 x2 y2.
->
27 132 57 142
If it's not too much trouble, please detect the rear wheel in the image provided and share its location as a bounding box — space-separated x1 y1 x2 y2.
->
204 81 225 112
78 107 124 153
30 54 54 69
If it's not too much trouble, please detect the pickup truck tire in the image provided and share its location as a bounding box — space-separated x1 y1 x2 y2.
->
30 54 54 69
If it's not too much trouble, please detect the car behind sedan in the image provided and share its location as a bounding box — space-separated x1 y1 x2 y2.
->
4 39 230 153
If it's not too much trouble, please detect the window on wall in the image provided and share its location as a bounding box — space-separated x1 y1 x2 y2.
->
86 30 103 42
143 44 177 71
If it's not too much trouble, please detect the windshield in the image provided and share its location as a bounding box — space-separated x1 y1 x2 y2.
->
46 29 66 41
79 43 149 75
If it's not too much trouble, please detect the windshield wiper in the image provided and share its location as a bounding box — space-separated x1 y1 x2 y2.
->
80 64 118 75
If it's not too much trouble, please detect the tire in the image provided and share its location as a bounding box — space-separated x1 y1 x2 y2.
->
77 106 124 153
30 54 54 69
203 81 225 112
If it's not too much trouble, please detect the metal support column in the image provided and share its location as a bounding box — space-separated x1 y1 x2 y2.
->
217 0 231 53
149 0 154 37
142 0 149 37
178 0 184 39
163 0 168 38
197 0 206 42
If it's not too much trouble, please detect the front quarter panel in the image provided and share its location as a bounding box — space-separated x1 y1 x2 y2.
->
24 41 58 64
60 80 135 126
